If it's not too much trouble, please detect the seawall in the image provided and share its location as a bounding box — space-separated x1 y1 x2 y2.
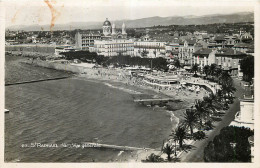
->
6 45 55 54
23 59 123 77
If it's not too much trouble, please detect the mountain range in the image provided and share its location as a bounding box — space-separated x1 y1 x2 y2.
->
7 12 254 31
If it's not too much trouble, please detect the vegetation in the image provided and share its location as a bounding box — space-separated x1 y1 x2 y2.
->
193 131 206 140
143 153 163 162
240 56 254 82
194 100 208 129
183 108 197 135
61 51 169 71
173 58 181 69
191 63 199 76
172 125 187 149
202 63 236 103
162 143 175 161
147 22 254 35
204 126 253 162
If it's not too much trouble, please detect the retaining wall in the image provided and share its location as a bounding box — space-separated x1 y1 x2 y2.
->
6 45 55 54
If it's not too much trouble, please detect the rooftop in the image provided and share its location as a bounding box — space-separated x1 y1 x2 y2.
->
215 48 247 56
193 48 213 55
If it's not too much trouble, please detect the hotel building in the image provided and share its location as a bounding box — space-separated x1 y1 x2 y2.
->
133 40 166 58
90 39 134 57
75 32 101 50
193 48 249 77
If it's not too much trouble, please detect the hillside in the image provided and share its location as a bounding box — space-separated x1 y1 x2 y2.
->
7 12 254 31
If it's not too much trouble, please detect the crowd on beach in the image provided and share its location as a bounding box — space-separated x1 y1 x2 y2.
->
79 67 210 102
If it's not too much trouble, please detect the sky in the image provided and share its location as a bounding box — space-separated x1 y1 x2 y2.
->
2 0 255 28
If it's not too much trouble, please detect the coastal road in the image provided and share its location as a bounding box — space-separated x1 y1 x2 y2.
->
180 78 245 162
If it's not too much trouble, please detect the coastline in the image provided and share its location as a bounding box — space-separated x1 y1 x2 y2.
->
6 55 208 162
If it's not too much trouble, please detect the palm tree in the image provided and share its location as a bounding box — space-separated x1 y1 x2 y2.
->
144 153 163 162
172 125 187 149
183 108 198 135
162 143 174 161
203 93 222 116
194 99 208 129
218 71 236 101
218 71 232 86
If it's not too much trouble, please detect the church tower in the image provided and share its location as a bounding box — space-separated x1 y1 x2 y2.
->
122 22 126 34
122 22 127 38
112 23 116 35
103 18 112 36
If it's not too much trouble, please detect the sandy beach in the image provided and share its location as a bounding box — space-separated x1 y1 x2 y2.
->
5 55 210 162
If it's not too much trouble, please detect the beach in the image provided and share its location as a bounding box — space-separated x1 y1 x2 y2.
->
5 55 208 162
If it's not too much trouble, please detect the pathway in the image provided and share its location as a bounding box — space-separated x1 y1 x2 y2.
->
179 77 245 162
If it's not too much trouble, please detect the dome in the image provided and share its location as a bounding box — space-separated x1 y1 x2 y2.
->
103 18 111 26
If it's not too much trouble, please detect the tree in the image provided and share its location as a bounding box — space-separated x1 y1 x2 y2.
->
203 93 223 116
191 63 199 76
173 58 181 69
194 99 208 129
172 125 187 149
218 71 232 86
218 71 236 101
240 56 254 82
162 143 175 161
203 65 210 78
193 131 206 140
141 50 149 57
143 153 164 162
209 64 217 77
183 108 198 135
204 126 253 162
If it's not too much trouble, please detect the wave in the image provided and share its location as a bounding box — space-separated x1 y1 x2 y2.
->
104 83 142 94
118 151 124 156
166 110 179 130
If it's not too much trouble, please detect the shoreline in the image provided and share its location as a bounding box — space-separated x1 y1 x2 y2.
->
6 55 208 162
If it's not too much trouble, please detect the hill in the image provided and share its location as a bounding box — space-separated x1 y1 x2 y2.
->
7 12 254 31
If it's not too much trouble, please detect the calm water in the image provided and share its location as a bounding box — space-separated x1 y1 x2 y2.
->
5 77 176 162
4 55 180 162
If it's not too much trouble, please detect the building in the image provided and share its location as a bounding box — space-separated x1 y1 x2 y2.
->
89 18 132 56
193 48 248 76
230 84 254 130
165 40 181 59
232 43 254 54
102 18 127 39
179 39 198 65
75 31 101 50
240 32 253 43
134 41 166 58
248 136 254 162
55 45 75 55
75 18 129 56
91 39 134 57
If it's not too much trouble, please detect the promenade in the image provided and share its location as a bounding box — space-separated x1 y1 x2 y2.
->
179 77 244 162
180 76 221 94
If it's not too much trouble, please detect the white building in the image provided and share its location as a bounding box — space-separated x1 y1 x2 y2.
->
75 18 127 51
91 39 134 57
75 32 101 50
134 41 166 58
55 45 75 55
230 85 254 130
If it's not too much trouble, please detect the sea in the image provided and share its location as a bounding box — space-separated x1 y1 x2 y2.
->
5 55 182 162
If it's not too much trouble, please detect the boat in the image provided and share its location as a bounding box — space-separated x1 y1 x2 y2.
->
4 109 9 113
